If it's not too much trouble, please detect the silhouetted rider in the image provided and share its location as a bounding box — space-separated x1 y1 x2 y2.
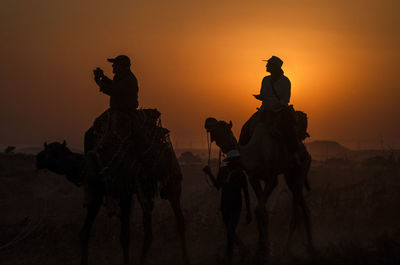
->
93 55 139 110
254 56 290 112
84 55 141 209
240 56 300 163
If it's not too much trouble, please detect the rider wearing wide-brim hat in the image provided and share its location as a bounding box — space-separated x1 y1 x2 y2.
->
240 56 301 164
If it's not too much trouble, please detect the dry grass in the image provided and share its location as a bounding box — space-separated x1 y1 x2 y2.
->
0 153 399 264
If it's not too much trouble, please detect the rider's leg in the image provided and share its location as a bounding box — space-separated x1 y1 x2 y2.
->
239 111 262 145
277 109 301 164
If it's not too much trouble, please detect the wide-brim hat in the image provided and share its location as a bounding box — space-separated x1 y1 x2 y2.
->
262 56 283 67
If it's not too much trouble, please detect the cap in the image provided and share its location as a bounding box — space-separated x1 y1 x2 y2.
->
262 56 283 67
107 55 131 67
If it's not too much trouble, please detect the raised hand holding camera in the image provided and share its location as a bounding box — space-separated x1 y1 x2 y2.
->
93 67 104 79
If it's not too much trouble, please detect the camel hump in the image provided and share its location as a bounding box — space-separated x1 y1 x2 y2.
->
137 108 161 125
293 110 310 141
84 107 177 198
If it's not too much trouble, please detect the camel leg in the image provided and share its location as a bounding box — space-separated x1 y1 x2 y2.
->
298 151 315 257
138 196 154 265
119 196 133 265
285 185 300 254
285 171 315 258
235 234 250 260
251 175 278 264
298 190 315 258
248 176 264 251
169 189 191 265
249 172 268 260
80 190 102 265
248 175 263 200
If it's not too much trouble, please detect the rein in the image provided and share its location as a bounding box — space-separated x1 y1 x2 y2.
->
204 132 214 187
204 131 223 187
206 131 222 170
141 117 161 156
207 131 212 167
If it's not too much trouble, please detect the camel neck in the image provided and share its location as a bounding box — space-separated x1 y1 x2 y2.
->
55 152 85 177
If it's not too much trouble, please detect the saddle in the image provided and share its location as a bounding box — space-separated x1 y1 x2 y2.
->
239 106 309 146
84 108 177 199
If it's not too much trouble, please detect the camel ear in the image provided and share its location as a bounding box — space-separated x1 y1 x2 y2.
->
62 140 66 147
229 120 233 128
44 142 47 148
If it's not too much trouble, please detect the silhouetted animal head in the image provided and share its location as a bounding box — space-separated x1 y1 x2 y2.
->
36 141 72 174
204 117 237 153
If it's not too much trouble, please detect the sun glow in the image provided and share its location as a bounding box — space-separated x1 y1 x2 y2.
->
0 0 399 148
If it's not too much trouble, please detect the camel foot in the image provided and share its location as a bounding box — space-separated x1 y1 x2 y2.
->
308 248 319 265
283 243 294 260
238 246 250 262
183 256 191 265
217 255 231 265
254 248 269 265
279 252 294 264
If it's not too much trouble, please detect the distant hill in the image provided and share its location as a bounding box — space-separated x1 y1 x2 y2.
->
306 140 350 160
14 146 83 155
305 140 400 161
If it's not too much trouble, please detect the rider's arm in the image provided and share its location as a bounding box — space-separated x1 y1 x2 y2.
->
111 76 138 97
253 94 263 100
101 76 138 101
98 76 113 95
277 77 291 106
254 77 267 100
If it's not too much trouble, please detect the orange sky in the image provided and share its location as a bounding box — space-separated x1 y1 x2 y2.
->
1 0 399 149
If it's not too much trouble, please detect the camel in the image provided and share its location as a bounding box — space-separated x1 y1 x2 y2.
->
36 117 190 265
205 117 314 263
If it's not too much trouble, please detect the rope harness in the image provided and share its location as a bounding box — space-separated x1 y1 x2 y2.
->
204 131 223 187
91 109 174 199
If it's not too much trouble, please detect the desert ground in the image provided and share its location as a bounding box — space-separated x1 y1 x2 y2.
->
1 143 400 265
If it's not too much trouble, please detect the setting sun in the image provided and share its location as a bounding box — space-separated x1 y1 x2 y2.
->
0 0 399 149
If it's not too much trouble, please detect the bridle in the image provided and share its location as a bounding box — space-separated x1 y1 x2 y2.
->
205 129 223 187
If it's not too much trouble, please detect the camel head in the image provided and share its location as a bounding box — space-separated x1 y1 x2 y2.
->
204 117 238 154
36 140 72 175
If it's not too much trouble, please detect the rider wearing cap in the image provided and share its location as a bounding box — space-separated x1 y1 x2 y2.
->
83 55 142 209
90 55 141 155
94 55 139 111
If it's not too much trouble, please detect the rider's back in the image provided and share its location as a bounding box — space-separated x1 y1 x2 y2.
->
259 75 291 112
103 71 139 111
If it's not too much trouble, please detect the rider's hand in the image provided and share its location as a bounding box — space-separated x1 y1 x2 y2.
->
202 165 211 175
93 67 104 78
253 94 263 100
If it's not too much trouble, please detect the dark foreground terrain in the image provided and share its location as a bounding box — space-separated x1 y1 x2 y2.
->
1 152 399 265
